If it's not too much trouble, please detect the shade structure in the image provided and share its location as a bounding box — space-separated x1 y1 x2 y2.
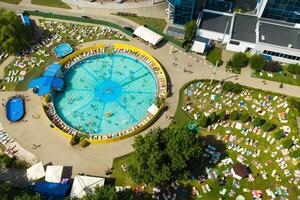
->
27 162 45 181
70 175 105 198
133 26 164 46
231 163 248 180
45 166 63 183
28 77 64 96
191 41 206 54
33 181 69 200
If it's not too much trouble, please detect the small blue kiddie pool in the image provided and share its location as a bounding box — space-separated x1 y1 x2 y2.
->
53 43 73 58
6 97 25 122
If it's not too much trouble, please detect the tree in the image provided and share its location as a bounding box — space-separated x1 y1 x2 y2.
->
240 113 250 123
128 127 203 185
184 20 197 42
282 139 293 149
219 110 227 121
290 149 300 159
223 82 243 94
83 186 118 200
250 54 266 71
263 61 282 72
0 181 41 200
261 122 275 132
287 63 300 75
208 112 218 124
198 115 208 127
229 111 239 120
0 9 33 55
229 52 249 70
273 131 284 140
252 117 263 127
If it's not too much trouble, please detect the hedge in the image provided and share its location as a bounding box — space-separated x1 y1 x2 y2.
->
282 139 293 149
230 111 239 120
290 149 300 159
24 11 133 36
273 131 284 140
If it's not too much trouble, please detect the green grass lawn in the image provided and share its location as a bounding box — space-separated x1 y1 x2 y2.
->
31 0 71 9
206 47 223 66
0 0 22 4
254 66 300 86
115 15 167 32
2 18 128 91
111 153 135 187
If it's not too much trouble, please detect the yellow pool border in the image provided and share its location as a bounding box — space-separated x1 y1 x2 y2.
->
43 43 168 143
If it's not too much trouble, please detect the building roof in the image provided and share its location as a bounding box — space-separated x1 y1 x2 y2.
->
259 22 300 50
33 182 69 200
232 163 248 177
43 64 62 77
28 77 64 96
231 14 257 43
133 26 164 46
199 11 232 34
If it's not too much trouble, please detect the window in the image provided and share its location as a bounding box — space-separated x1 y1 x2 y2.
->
229 40 240 45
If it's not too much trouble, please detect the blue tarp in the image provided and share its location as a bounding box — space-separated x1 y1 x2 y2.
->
6 97 25 122
43 64 62 77
28 77 64 96
21 14 31 26
33 182 69 200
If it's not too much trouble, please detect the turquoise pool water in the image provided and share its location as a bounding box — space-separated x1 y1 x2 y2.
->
53 43 73 58
53 53 158 135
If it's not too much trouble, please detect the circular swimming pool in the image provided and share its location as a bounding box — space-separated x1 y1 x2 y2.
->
53 53 158 135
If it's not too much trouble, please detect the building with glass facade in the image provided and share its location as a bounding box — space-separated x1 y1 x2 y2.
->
256 0 300 23
166 0 205 25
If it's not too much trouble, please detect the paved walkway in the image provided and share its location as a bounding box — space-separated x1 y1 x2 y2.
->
1 3 300 178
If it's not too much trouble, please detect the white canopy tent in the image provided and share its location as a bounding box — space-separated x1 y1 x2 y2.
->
27 162 45 181
148 104 159 115
191 41 206 54
133 26 164 46
45 165 63 183
70 175 105 198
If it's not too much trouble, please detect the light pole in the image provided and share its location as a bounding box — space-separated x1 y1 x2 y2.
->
210 60 219 85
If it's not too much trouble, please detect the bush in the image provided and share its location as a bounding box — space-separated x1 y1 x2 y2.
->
263 61 282 72
208 112 218 124
287 63 300 74
80 139 90 148
219 110 227 121
261 122 275 132
290 149 300 159
240 113 250 123
250 54 266 71
231 52 249 69
223 81 243 94
252 117 263 127
282 139 293 149
198 115 208 127
229 111 239 120
273 131 284 140
0 155 13 168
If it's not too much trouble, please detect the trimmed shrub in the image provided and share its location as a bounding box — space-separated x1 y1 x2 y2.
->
208 112 218 124
252 117 262 127
230 111 239 120
287 63 300 75
282 139 293 149
198 115 208 127
290 149 300 159
80 139 91 148
223 82 243 94
240 113 250 123
297 162 300 169
231 52 249 69
261 122 275 132
263 61 282 72
250 54 266 72
219 110 227 121
273 131 284 140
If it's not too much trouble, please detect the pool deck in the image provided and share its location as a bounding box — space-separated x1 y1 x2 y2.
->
2 38 300 178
